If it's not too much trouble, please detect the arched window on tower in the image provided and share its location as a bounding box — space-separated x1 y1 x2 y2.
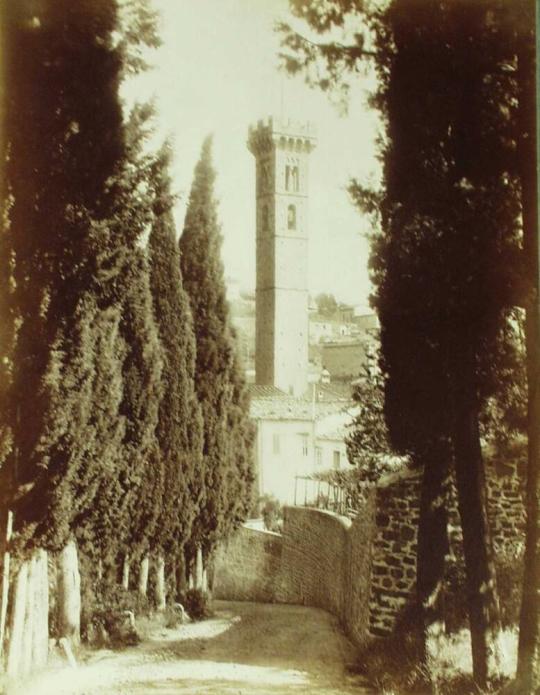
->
262 204 269 232
287 204 296 230
291 166 299 192
285 165 291 191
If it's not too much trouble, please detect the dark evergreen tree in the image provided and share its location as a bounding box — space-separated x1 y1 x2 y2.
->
118 250 163 569
0 1 163 656
223 347 256 529
180 138 254 567
72 104 164 580
279 0 529 686
148 144 203 597
510 2 540 690
1 0 129 553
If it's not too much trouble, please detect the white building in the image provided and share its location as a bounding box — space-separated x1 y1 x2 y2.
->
249 385 354 504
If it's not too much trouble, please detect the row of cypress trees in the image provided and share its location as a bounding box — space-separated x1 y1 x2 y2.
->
0 0 254 672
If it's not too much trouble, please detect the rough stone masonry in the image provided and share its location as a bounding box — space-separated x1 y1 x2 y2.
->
214 458 525 645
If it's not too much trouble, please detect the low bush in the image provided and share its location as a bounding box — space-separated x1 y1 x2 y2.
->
80 577 150 646
353 609 429 694
179 588 211 621
443 551 524 633
355 619 510 694
257 494 282 532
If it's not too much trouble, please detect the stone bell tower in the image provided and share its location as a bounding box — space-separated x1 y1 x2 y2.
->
248 117 316 397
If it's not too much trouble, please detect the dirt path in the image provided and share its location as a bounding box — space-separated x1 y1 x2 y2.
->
9 601 373 695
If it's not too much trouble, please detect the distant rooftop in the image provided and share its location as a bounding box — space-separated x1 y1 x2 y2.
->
248 385 289 400
248 383 350 421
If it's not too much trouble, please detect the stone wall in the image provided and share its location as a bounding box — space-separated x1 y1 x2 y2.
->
213 525 283 603
369 474 419 636
486 461 526 555
214 503 378 646
279 506 351 615
214 460 525 644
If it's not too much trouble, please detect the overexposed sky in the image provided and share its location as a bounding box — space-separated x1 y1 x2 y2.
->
125 0 380 306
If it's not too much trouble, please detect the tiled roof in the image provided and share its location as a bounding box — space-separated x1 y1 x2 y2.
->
313 383 350 402
249 386 349 421
247 384 289 399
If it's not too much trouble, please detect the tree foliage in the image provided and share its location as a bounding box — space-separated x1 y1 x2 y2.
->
279 0 531 686
148 144 204 561
315 293 338 317
0 0 167 583
345 338 408 483
1 0 129 553
180 137 254 560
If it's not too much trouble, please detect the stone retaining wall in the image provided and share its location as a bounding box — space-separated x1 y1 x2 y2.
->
213 525 283 603
214 460 525 644
214 503 378 645
369 475 419 636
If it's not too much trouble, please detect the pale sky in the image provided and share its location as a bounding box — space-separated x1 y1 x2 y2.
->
124 0 381 307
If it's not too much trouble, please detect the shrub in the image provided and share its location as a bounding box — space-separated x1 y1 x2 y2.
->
353 608 428 694
258 495 282 533
354 610 509 694
443 551 524 633
180 588 211 621
80 575 150 646
495 553 524 629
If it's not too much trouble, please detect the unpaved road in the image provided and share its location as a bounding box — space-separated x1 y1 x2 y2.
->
9 601 373 695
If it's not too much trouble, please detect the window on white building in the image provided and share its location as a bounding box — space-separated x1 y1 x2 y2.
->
316 446 323 467
273 434 280 455
333 450 341 469
301 434 309 456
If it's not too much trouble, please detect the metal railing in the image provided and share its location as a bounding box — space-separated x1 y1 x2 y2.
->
293 476 361 518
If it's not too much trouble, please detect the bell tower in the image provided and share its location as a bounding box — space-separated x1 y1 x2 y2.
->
248 117 316 397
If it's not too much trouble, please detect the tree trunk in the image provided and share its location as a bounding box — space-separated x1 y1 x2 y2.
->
5 549 49 678
57 539 81 647
138 555 149 597
122 554 130 591
452 355 501 687
202 567 208 593
175 553 187 597
416 443 451 663
6 558 29 677
515 21 540 693
31 549 48 670
155 554 166 610
20 553 37 677
195 545 203 590
0 509 13 661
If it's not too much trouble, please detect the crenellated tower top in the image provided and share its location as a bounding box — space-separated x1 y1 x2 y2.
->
247 116 317 157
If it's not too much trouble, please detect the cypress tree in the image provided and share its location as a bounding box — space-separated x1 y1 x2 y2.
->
224 348 256 530
1 0 126 552
0 0 162 656
118 250 163 576
279 0 528 686
180 138 254 569
148 144 203 603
